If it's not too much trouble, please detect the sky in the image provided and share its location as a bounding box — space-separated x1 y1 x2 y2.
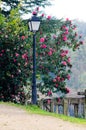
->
45 0 86 22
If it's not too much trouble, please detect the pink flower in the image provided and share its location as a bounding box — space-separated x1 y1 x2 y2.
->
64 31 69 35
67 75 70 80
53 34 57 39
14 59 16 62
47 15 51 20
32 11 37 15
66 18 69 21
55 84 58 87
62 26 68 31
53 79 56 82
63 36 67 41
1 50 5 53
48 51 52 56
47 91 52 96
21 36 25 40
65 50 68 54
0 53 2 57
60 50 68 57
65 27 68 31
40 37 45 43
22 53 28 60
62 61 67 66
60 53 64 57
41 13 44 17
56 76 60 81
61 78 64 81
40 44 47 49
68 57 71 63
66 88 70 93
15 53 19 57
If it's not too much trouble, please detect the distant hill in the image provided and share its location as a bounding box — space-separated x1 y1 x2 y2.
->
67 20 86 91
73 20 86 39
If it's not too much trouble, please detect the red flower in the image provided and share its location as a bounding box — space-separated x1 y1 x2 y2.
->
65 50 68 54
13 59 16 62
40 37 45 43
66 18 69 21
47 91 52 96
67 75 70 80
22 53 28 60
21 36 25 40
53 78 56 82
1 50 5 53
41 13 44 17
15 53 19 57
47 15 51 20
48 51 52 56
62 61 67 66
55 84 58 87
56 76 60 81
68 57 71 63
66 88 70 93
0 53 2 57
64 31 69 35
40 44 47 49
32 11 37 15
63 36 67 41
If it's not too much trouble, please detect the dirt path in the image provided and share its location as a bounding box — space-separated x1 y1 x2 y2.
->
0 104 86 130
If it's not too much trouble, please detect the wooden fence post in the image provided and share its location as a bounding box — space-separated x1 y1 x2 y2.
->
77 89 86 119
64 98 68 116
51 100 54 112
74 104 78 117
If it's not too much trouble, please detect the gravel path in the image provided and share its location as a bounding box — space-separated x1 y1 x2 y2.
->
0 104 86 130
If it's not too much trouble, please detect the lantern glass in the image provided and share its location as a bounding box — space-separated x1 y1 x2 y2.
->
28 15 40 32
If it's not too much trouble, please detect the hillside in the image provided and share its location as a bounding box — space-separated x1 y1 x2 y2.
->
67 20 86 91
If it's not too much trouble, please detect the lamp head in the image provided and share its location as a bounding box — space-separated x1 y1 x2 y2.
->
28 14 40 32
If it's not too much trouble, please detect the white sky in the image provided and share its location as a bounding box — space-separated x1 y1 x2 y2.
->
45 0 86 22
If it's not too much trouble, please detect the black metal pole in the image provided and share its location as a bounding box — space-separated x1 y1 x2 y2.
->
32 33 37 104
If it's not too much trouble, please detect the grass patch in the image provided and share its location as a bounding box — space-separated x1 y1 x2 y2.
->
0 101 86 125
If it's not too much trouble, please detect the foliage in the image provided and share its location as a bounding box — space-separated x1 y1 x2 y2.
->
36 16 83 98
0 9 30 102
0 0 51 16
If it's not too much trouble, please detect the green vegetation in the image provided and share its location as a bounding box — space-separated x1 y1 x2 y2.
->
0 102 86 125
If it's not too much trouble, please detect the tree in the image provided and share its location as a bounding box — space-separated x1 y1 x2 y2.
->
0 0 51 16
67 42 86 91
0 8 30 102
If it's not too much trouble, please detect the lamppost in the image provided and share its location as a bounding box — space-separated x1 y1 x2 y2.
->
28 14 40 104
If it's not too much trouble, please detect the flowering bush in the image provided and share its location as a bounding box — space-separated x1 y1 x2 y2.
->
0 7 83 103
36 9 83 98
0 9 31 102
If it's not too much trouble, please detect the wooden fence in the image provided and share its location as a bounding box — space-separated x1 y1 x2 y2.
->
39 90 86 119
